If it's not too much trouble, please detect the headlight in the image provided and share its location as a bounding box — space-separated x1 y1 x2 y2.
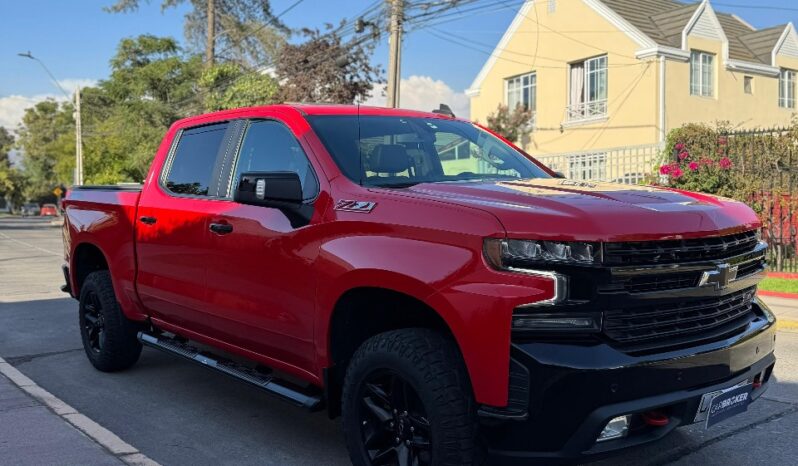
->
484 238 601 269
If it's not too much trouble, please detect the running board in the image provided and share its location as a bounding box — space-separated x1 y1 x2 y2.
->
138 332 322 410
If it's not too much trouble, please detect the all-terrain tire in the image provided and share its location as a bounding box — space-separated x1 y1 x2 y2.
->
342 328 479 466
78 270 142 372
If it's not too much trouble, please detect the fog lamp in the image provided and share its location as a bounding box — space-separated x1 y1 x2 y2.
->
597 415 630 443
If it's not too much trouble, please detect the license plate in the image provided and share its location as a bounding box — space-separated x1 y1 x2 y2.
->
703 383 753 428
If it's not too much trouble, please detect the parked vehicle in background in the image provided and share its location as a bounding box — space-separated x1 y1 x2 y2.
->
40 203 59 217
21 203 40 217
62 104 777 465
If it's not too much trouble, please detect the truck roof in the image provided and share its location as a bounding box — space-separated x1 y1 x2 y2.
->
171 103 459 128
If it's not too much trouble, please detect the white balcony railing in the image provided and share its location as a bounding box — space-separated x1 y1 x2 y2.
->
565 99 607 123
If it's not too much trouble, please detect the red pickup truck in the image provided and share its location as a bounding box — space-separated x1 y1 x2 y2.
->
62 104 777 465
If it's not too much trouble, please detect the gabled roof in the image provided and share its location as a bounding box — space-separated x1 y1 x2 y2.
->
602 0 789 65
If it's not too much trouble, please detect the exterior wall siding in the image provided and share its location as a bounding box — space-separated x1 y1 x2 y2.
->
468 0 659 156
666 36 798 132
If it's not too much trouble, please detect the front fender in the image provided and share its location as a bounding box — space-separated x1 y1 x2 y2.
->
314 233 555 407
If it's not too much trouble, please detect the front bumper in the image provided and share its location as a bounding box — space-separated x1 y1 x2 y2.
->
481 298 777 464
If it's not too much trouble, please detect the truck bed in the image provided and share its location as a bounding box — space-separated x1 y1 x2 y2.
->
62 185 144 319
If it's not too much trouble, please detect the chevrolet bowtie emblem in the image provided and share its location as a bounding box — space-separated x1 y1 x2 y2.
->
698 263 739 290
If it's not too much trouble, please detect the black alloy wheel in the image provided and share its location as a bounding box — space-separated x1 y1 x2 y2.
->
359 369 432 466
81 290 106 353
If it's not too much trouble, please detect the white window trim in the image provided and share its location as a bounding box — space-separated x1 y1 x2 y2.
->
690 50 715 97
779 68 796 109
565 55 608 123
505 72 537 112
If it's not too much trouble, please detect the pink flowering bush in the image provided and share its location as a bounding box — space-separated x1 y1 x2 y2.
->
656 123 737 197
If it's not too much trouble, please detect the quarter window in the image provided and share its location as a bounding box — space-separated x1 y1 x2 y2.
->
232 120 318 200
165 123 228 196
690 50 714 97
506 72 537 112
779 68 796 109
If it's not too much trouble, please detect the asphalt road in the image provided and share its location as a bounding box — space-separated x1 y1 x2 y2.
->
1 216 798 466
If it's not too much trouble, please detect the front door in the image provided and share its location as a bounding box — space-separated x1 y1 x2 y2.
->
200 118 323 374
136 121 238 334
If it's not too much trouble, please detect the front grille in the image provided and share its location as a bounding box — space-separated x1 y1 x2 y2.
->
604 288 757 353
604 230 759 266
621 271 700 293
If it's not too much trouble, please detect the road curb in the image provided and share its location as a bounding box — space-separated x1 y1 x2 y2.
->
778 319 798 332
0 356 160 466
759 290 798 300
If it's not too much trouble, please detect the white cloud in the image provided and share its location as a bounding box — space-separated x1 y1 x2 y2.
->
57 78 99 94
364 75 470 119
0 78 96 132
0 94 58 131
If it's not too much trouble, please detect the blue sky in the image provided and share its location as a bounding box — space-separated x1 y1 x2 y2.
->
2 0 798 129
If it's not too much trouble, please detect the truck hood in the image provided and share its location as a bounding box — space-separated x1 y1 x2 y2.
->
401 178 760 241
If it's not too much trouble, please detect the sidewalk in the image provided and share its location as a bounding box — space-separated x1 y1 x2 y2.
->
0 371 121 465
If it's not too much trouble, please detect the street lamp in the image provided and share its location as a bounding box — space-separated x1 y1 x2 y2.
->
18 51 83 186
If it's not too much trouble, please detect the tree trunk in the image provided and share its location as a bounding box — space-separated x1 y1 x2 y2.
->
205 0 215 67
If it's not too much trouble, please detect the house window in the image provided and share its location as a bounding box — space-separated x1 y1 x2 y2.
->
548 0 556 14
779 68 796 109
506 72 536 112
566 55 608 121
690 50 714 97
744 76 753 94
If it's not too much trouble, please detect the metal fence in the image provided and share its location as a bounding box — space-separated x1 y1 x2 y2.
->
533 143 662 185
722 127 797 273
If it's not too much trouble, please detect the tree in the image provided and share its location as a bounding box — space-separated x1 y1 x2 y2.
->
0 127 26 209
105 0 287 67
275 26 382 104
484 104 535 143
15 100 75 200
198 62 280 111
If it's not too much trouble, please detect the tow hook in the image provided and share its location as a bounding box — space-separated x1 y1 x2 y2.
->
641 410 669 427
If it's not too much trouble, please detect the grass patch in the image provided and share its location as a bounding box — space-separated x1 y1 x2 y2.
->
759 277 798 294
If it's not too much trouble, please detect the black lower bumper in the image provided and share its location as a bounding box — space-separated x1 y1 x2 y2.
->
482 299 777 464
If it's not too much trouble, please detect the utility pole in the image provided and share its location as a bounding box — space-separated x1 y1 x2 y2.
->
206 0 216 67
386 0 404 108
74 88 83 186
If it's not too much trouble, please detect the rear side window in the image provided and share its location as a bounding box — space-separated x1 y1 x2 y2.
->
232 120 318 200
165 123 228 196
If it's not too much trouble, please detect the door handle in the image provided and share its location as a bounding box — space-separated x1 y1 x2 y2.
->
209 223 233 235
139 216 157 225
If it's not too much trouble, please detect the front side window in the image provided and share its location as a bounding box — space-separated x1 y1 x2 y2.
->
567 55 607 121
165 123 228 196
690 50 714 97
506 72 537 112
307 116 551 187
779 68 796 109
232 120 318 200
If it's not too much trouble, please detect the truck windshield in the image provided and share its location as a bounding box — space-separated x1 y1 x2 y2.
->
307 115 551 187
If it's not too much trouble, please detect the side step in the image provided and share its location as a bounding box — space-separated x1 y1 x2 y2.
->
138 332 322 410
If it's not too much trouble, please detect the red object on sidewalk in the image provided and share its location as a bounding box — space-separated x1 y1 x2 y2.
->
758 290 798 300
767 272 798 280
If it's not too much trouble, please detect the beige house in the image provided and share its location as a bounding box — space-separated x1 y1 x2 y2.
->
467 0 798 181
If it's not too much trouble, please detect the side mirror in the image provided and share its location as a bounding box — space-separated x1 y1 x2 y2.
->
234 171 303 208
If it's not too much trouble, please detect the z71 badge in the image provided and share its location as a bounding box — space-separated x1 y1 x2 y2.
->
334 200 376 213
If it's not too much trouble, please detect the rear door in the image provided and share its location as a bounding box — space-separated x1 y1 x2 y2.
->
136 121 242 333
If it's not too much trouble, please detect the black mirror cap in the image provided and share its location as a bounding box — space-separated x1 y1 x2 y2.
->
234 171 304 208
